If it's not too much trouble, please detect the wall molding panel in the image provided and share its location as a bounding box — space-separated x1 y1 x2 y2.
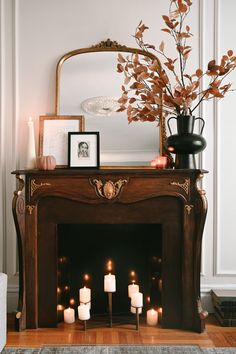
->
214 0 236 277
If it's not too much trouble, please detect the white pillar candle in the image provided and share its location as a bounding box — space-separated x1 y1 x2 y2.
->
79 286 91 303
131 306 142 314
63 307 75 324
25 116 36 169
80 301 91 310
131 292 143 308
104 273 116 292
128 283 139 298
78 304 90 320
146 308 158 326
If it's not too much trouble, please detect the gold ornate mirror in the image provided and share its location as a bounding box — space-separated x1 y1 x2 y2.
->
55 39 166 166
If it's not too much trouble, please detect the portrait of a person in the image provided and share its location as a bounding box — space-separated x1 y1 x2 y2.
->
78 141 89 158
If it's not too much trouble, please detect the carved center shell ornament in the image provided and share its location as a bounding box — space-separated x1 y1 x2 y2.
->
90 179 128 200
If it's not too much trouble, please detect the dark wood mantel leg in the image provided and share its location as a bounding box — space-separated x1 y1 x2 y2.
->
12 174 26 331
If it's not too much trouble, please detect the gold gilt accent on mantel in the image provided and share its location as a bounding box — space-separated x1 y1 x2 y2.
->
90 179 128 200
92 38 128 50
30 179 51 197
185 204 194 215
170 178 190 195
26 205 35 215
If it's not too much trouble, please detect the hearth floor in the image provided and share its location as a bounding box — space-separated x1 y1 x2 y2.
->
6 315 236 348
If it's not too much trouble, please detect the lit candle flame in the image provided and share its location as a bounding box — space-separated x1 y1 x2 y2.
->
57 287 61 294
107 260 113 272
57 304 64 311
147 296 150 304
84 273 90 281
130 270 137 283
69 298 75 306
64 285 69 291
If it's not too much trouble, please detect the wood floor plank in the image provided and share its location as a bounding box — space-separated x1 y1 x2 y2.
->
6 315 236 348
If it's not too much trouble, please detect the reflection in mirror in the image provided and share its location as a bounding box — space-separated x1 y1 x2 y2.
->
56 40 165 166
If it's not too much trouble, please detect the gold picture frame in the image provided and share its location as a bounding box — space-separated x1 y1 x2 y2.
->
39 115 85 167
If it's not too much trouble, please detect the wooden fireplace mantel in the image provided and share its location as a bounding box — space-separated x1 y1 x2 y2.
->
12 167 208 332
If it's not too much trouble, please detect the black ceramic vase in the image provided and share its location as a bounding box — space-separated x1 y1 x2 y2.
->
165 115 207 169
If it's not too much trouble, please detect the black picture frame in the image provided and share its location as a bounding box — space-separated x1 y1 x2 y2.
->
68 132 100 168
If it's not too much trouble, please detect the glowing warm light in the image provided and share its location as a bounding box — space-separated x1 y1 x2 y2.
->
130 270 137 284
79 286 91 304
150 159 157 167
57 287 61 294
64 307 75 324
128 282 139 298
146 308 158 326
107 260 113 272
69 298 75 306
130 270 136 278
57 304 64 311
150 156 167 169
146 296 150 304
158 279 163 291
84 273 90 281
158 307 163 322
155 156 167 169
64 285 69 291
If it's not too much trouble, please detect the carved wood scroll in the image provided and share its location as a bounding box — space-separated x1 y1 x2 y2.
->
90 178 128 200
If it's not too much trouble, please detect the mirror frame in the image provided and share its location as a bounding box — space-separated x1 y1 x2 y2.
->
55 39 167 156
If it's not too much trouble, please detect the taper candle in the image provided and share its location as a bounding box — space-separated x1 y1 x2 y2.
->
25 116 36 169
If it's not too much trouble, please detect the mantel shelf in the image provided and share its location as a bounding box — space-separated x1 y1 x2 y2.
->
12 167 208 176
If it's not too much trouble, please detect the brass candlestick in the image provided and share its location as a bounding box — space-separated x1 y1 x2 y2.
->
108 292 113 327
136 307 140 330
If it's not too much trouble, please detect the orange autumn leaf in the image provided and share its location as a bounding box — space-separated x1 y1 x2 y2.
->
117 0 236 122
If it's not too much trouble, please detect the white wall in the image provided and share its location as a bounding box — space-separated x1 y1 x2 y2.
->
1 0 236 312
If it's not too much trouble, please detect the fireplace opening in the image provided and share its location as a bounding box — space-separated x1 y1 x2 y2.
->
57 224 162 320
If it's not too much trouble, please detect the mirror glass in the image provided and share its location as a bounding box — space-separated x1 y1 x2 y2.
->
56 42 162 166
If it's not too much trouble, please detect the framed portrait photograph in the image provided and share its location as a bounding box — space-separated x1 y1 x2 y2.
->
68 132 100 168
39 115 85 167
